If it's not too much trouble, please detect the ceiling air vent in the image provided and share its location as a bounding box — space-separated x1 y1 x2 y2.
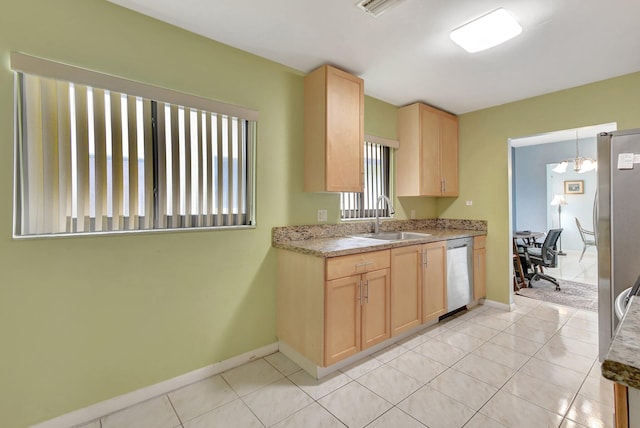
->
356 0 406 17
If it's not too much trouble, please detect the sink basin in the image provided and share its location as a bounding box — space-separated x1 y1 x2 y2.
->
349 231 432 241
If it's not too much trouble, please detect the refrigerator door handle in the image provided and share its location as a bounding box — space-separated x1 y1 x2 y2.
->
594 189 598 246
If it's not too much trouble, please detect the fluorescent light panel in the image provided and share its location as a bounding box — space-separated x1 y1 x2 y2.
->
450 8 522 53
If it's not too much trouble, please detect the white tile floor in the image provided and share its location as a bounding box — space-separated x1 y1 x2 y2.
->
545 250 597 286
76 295 614 428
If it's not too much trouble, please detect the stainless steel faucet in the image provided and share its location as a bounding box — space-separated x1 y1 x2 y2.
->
374 195 395 234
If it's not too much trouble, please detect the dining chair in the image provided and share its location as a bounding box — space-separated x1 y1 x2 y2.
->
575 217 596 262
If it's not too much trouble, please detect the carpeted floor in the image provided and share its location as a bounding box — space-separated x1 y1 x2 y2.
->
516 278 598 311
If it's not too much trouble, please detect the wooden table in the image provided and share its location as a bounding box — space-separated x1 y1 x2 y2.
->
513 231 545 290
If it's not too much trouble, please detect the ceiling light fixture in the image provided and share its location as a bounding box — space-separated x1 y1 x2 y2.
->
450 8 522 53
552 131 597 174
356 0 406 17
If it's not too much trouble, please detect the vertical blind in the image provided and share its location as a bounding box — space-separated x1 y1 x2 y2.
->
13 53 257 236
340 141 391 219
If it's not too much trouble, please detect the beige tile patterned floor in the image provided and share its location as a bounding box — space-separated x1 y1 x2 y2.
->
77 295 613 428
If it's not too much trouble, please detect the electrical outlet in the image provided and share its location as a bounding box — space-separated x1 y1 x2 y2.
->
317 209 327 222
466 200 473 206
410 209 416 219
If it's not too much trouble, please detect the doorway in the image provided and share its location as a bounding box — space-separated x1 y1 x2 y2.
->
508 123 616 308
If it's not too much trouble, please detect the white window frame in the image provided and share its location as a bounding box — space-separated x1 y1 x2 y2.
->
12 52 258 237
340 135 398 220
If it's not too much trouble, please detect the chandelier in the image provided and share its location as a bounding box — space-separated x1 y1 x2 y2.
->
552 132 597 174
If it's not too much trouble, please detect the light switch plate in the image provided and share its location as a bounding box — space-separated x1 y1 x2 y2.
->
317 209 327 222
466 200 473 206
410 209 416 219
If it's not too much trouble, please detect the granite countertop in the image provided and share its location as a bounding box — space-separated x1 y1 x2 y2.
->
274 228 486 258
602 296 640 389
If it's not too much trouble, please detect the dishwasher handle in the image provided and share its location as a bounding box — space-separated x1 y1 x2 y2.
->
447 237 474 251
450 243 469 250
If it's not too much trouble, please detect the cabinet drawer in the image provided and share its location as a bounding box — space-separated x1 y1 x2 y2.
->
326 250 390 281
474 235 486 249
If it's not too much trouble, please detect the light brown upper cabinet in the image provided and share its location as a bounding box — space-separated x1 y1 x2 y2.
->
397 103 459 197
304 65 364 192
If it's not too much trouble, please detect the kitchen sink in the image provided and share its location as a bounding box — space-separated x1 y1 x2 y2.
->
349 231 432 241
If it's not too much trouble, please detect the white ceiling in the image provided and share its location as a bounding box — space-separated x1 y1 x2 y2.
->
107 0 640 115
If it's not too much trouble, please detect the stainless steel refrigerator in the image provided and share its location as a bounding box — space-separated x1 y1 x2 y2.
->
597 129 640 359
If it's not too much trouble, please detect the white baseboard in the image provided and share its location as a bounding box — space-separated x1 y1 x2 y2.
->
30 342 278 428
483 299 516 312
279 319 439 380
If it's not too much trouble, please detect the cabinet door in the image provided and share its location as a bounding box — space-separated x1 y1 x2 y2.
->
614 383 629 428
361 268 391 349
325 67 364 192
390 245 422 336
440 114 459 196
304 65 363 193
422 241 447 322
325 275 362 366
419 106 441 196
474 247 486 300
473 236 486 300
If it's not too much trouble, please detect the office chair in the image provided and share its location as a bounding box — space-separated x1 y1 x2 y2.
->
575 217 596 262
526 229 563 291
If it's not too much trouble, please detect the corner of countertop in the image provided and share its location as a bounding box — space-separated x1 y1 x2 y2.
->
601 296 640 389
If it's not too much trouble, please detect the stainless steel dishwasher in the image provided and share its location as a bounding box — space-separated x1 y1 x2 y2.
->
446 237 474 312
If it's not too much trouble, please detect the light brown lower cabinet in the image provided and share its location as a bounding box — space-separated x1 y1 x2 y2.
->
391 241 448 333
325 267 391 366
324 274 361 365
474 236 487 300
422 241 447 322
277 236 484 369
391 245 423 336
276 249 391 368
614 383 629 428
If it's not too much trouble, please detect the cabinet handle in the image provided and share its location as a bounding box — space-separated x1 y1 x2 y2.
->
357 281 362 303
355 261 374 270
441 179 445 193
365 280 369 303
421 251 428 267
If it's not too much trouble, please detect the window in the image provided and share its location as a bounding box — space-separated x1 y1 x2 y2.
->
12 53 257 237
340 138 395 219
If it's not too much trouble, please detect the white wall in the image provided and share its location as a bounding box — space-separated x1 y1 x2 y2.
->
513 140 576 233
546 164 597 251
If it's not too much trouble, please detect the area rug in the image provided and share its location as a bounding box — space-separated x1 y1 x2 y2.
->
516 279 597 311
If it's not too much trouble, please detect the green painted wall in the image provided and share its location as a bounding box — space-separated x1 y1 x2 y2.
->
0 1 406 426
438 71 640 304
4 1 639 426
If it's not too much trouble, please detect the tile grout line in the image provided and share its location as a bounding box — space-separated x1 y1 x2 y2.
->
510 298 600 426
453 300 594 427
560 357 603 428
91 299 606 428
320 306 489 427
395 308 509 427
165 394 184 428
